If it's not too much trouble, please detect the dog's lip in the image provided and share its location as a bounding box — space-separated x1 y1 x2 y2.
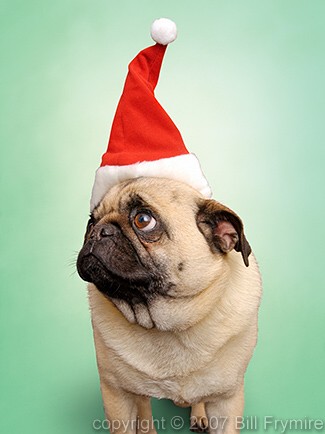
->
77 251 103 282
78 251 149 286
83 252 107 271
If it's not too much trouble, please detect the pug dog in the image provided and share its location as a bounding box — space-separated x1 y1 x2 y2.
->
77 176 262 434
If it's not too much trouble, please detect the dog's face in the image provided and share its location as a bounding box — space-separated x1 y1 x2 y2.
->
77 177 251 330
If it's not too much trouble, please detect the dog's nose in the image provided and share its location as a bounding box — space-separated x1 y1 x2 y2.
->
100 224 118 238
90 223 119 240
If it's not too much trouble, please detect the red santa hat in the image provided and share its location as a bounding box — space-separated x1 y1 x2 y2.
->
90 18 212 211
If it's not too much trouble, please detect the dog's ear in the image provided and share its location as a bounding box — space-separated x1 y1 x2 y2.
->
197 199 251 267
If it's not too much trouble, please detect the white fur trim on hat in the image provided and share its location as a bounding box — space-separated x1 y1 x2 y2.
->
150 18 177 45
90 154 212 211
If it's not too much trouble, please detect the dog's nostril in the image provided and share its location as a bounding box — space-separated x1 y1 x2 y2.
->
100 226 115 237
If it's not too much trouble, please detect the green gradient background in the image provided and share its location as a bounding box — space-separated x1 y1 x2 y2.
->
1 1 325 433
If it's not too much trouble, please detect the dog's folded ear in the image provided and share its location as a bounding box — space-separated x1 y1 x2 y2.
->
197 199 251 267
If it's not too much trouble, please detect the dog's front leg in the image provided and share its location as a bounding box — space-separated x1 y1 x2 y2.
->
135 396 157 434
205 384 244 434
100 381 138 434
100 381 157 434
190 402 209 432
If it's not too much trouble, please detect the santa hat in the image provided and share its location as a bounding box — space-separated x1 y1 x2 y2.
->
90 18 212 211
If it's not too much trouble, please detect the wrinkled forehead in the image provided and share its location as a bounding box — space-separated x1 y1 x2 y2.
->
93 177 201 219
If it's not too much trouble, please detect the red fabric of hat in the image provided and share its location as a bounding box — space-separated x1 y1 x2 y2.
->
101 43 189 167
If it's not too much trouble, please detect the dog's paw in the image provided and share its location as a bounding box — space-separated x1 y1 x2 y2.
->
190 415 209 433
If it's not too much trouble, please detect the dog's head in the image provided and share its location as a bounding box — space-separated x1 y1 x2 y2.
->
77 177 251 330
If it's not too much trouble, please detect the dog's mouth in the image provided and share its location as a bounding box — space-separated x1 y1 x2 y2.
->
77 252 151 304
78 251 164 328
76 223 174 328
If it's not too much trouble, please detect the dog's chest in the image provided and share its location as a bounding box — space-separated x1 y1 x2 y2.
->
102 340 241 403
131 365 236 403
95 319 246 404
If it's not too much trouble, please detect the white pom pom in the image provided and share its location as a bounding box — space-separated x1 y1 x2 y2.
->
150 18 177 45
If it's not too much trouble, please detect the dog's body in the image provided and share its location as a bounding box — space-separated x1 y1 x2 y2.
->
78 177 261 434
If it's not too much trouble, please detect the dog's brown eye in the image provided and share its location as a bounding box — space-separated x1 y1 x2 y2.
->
134 213 157 231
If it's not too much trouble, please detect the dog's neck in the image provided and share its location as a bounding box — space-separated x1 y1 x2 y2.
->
98 271 227 332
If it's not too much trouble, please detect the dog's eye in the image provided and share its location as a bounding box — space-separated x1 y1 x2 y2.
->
133 212 157 231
